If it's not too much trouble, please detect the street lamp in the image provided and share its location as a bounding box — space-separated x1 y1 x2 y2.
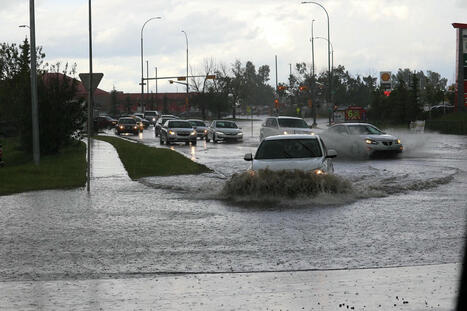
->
315 36 334 70
140 17 161 113
181 30 189 111
301 1 332 124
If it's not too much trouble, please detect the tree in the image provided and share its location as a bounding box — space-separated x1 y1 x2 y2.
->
109 87 120 116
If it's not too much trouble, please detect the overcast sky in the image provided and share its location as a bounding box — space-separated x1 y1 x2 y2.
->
1 0 466 93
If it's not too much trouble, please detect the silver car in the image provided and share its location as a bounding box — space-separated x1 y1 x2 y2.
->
260 116 313 141
188 119 208 139
206 120 243 143
244 134 337 174
322 123 403 158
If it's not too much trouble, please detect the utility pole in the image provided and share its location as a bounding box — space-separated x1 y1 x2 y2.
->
29 0 40 165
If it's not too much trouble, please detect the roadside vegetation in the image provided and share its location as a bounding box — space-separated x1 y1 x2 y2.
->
426 112 467 134
0 137 86 196
94 136 211 179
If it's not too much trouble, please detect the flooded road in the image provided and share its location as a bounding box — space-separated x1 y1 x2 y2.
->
0 118 465 309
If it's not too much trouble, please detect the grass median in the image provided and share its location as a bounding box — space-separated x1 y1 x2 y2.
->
0 138 86 196
94 135 211 179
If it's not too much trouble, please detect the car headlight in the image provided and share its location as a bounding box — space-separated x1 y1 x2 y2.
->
365 139 378 145
152 118 156 121
396 139 401 144
283 131 288 135
134 126 138 129
313 169 326 175
310 132 315 136
204 129 207 133
237 132 243 136
190 131 196 136
119 125 124 129
216 131 223 136
169 130 175 135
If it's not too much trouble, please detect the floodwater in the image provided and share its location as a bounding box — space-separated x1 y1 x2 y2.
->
0 118 465 310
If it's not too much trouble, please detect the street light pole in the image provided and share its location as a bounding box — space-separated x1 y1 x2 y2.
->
301 1 332 124
315 36 334 71
86 0 93 192
181 30 189 111
28 2 40 166
311 19 317 127
140 17 161 113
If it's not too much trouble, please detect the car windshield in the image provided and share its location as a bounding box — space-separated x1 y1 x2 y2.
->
216 121 237 128
190 121 206 126
169 121 192 128
159 118 173 125
119 118 136 124
145 112 157 117
278 118 308 128
348 125 383 135
255 138 322 159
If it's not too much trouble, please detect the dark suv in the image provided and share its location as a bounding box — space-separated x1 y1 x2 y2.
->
115 117 140 135
160 120 197 146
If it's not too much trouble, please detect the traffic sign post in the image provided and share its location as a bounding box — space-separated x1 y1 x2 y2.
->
79 72 103 193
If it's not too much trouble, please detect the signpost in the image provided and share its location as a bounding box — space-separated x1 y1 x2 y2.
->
79 72 103 192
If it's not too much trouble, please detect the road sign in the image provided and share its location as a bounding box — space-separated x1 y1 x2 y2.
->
177 76 186 81
380 71 391 89
79 73 104 92
206 75 216 79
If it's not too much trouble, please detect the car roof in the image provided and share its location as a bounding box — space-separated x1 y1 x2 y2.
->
331 122 372 127
119 117 135 121
266 116 304 120
187 119 205 122
263 134 319 141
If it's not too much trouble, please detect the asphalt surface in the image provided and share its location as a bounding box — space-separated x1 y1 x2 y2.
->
0 118 465 310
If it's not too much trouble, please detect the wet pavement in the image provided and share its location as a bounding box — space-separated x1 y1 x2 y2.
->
0 118 466 310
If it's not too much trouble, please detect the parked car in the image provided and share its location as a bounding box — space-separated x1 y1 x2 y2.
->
159 119 197 146
155 115 178 137
244 134 336 174
321 122 403 158
144 110 160 125
115 117 140 135
94 115 117 130
132 115 149 130
205 120 243 143
259 116 313 141
187 119 208 139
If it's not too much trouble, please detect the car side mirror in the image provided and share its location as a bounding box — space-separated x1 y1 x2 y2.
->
244 153 253 161
326 149 337 158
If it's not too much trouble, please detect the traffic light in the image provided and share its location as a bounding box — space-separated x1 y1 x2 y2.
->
274 99 279 109
384 90 391 97
277 85 288 91
299 86 308 91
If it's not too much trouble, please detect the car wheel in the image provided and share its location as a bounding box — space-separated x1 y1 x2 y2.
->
155 129 159 137
205 134 210 142
192 140 197 146
160 135 164 145
213 134 217 143
185 141 189 146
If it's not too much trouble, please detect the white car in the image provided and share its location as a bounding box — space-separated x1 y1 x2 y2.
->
322 123 403 157
206 120 243 143
259 116 313 141
244 134 337 174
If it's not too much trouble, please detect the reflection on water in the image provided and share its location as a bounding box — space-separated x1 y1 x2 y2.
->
138 132 143 140
170 146 175 151
202 140 207 150
190 146 196 161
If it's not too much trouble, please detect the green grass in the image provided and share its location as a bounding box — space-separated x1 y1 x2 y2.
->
94 135 211 179
0 138 86 196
